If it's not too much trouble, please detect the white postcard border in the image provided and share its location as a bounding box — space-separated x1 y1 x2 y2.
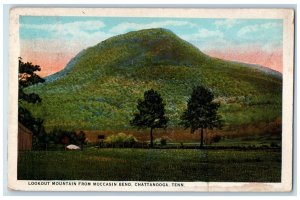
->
8 8 294 192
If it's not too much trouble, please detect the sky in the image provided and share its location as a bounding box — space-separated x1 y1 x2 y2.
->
19 16 283 77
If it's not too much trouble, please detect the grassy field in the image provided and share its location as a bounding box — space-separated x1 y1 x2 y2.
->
18 148 281 182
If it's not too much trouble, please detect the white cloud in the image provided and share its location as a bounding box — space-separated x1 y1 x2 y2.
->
237 22 282 38
214 19 240 28
197 28 224 38
193 38 232 51
109 20 197 34
21 20 113 52
26 32 111 54
22 20 105 31
198 39 282 53
182 28 224 42
21 20 107 39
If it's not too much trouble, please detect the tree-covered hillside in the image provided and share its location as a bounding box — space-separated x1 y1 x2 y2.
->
24 28 282 132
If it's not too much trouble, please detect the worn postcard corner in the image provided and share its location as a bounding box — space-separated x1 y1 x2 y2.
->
8 7 294 192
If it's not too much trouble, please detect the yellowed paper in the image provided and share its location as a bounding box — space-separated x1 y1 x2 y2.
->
8 8 294 192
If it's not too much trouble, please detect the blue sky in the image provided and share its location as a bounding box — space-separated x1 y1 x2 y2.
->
20 16 283 48
19 16 284 75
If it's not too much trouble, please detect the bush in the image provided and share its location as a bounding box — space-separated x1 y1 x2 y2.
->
49 128 86 149
270 142 279 148
153 137 170 146
160 138 167 146
211 135 222 143
104 133 138 147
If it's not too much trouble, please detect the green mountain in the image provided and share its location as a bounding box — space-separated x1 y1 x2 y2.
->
25 28 282 132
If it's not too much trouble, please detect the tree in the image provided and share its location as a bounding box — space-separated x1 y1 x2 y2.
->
180 86 222 148
130 89 168 148
19 57 44 103
78 131 87 150
18 57 45 148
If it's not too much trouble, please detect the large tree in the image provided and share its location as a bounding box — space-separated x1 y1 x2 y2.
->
180 86 222 148
130 89 168 148
18 57 45 148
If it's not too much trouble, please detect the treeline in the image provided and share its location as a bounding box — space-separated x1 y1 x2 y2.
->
33 129 86 150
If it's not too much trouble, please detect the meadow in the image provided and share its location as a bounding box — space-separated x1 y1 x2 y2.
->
18 148 281 182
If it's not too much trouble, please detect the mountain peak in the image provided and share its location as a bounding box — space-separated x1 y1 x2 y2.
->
105 28 178 42
126 27 174 34
94 27 208 68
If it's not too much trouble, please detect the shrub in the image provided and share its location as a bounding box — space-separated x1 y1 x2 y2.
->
49 128 86 148
270 142 279 148
104 133 138 147
211 135 222 143
154 137 170 146
160 138 167 146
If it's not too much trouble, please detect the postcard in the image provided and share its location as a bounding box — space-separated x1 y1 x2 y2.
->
8 8 294 192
